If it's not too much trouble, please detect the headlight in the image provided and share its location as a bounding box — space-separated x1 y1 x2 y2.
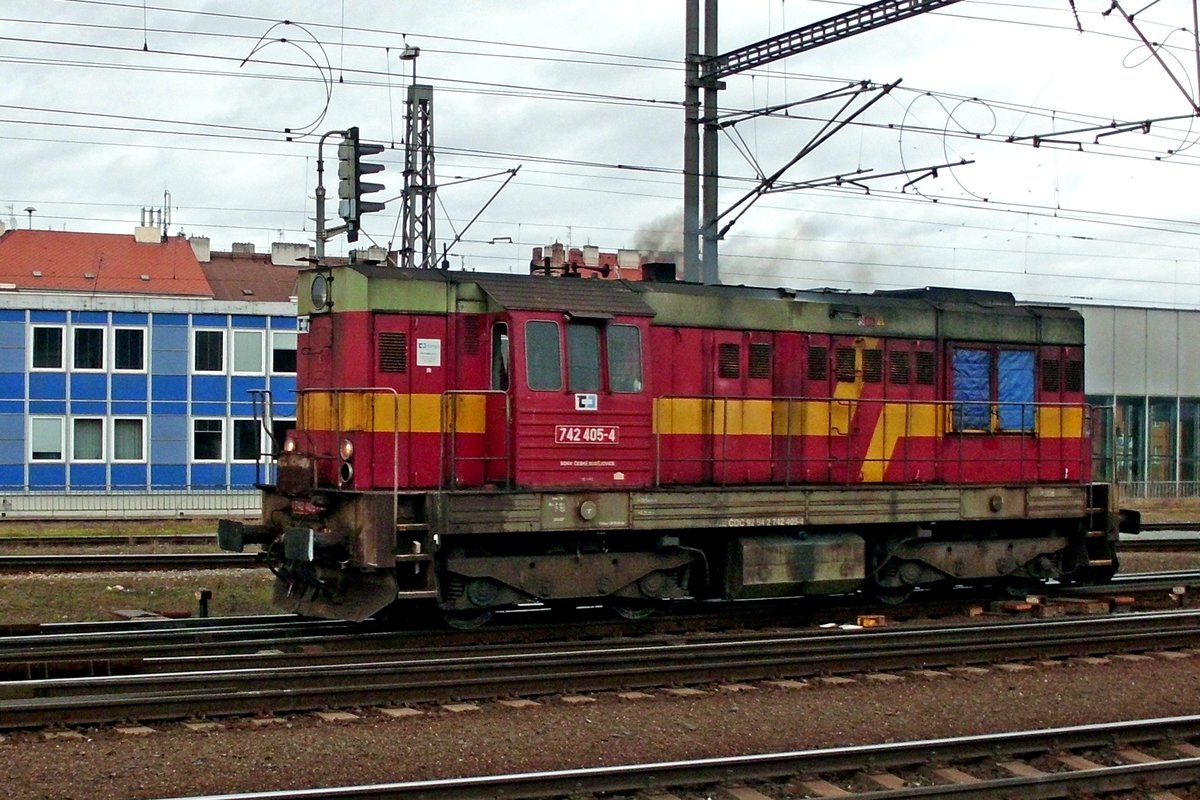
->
310 272 331 311
339 461 354 484
283 435 297 453
339 439 354 460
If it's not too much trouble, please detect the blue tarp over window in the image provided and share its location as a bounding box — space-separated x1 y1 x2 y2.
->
997 349 1035 431
952 348 990 430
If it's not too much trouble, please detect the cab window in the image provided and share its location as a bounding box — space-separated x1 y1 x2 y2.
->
567 323 601 392
607 324 643 393
525 320 562 391
491 323 509 390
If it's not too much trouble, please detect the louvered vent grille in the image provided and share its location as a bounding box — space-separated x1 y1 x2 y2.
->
862 349 883 383
915 351 936 385
890 351 911 385
835 347 856 383
462 316 481 355
717 343 740 379
748 343 771 379
806 346 827 381
1042 359 1061 392
378 332 408 374
1065 360 1083 392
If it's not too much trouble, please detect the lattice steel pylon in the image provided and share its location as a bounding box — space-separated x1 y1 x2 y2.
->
400 84 437 269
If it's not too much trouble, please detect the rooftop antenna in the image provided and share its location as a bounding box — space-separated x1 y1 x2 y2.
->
23 207 36 230
162 190 172 237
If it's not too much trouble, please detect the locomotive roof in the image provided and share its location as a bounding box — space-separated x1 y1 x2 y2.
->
310 265 1082 345
472 272 655 317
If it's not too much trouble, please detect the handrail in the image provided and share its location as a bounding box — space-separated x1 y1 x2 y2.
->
248 388 275 487
439 389 512 490
295 386 401 528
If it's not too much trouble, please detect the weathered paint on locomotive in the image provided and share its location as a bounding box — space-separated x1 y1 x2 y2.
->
222 264 1126 622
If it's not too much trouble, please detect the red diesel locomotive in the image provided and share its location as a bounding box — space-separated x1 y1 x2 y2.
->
219 261 1133 624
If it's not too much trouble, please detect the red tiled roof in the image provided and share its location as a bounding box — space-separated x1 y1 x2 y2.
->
201 250 302 303
0 229 212 296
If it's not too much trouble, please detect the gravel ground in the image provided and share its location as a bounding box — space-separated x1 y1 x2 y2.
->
1 651 1198 799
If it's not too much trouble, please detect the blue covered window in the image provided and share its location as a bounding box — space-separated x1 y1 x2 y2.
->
951 346 1035 433
997 350 1035 431
952 348 991 430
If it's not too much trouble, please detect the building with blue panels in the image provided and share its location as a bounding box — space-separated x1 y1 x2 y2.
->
0 226 304 517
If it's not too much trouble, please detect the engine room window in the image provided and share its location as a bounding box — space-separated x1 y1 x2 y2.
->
607 324 643 393
525 320 562 391
567 322 601 392
952 348 991 430
996 350 1035 431
951 347 1035 432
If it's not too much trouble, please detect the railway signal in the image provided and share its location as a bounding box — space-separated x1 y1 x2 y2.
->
336 126 386 243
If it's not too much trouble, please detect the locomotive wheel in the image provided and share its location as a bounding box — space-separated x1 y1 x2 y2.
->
611 602 656 621
871 584 913 605
1004 578 1041 598
443 610 495 630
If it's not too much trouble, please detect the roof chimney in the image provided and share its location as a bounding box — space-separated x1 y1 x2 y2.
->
134 225 162 244
189 236 211 263
271 242 313 266
231 242 255 255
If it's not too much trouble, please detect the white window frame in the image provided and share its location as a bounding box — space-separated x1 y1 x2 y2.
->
231 329 266 376
112 327 148 373
191 417 225 462
71 417 105 463
192 329 225 373
231 418 264 462
71 326 106 372
112 417 148 463
30 416 65 462
30 325 65 371
270 330 298 375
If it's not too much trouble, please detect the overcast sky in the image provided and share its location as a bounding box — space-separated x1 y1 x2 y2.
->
4 0 1200 307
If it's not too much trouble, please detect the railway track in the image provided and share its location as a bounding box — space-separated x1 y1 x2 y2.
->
1 569 1195 678
156 716 1200 800
1 606 1198 731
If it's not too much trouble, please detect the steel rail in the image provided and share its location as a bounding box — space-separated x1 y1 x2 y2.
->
1 608 1199 729
0 533 216 548
0 552 261 572
159 716 1200 800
